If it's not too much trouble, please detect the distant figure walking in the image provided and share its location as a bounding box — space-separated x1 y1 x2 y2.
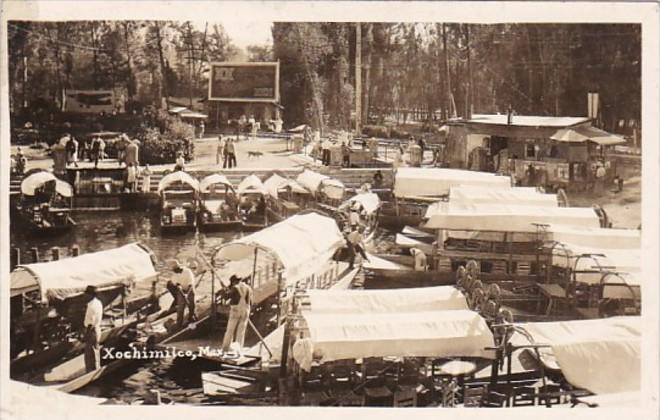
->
199 121 205 139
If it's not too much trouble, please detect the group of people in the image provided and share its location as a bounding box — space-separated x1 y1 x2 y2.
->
216 135 238 169
81 260 256 372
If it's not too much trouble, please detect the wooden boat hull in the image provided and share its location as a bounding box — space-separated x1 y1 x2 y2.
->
160 221 196 234
198 220 242 232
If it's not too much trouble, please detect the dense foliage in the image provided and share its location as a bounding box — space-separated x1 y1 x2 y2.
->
272 23 641 135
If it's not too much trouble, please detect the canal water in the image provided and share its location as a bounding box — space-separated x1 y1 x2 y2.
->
10 210 397 405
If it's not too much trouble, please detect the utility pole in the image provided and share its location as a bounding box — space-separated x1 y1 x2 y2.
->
355 22 362 137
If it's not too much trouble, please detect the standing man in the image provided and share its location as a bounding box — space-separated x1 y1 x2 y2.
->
83 285 103 372
224 138 237 169
199 120 205 139
222 275 253 357
321 137 332 166
142 164 152 193
248 115 257 140
347 227 370 269
171 260 197 328
216 135 226 166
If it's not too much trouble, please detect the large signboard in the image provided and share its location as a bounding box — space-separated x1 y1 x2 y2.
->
208 62 279 102
63 89 116 113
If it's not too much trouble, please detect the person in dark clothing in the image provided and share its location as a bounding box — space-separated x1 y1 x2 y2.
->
372 170 384 188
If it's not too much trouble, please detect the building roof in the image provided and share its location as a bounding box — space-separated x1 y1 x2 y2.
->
466 114 590 128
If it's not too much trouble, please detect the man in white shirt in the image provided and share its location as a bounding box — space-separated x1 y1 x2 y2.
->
410 248 427 271
83 285 103 372
171 260 197 328
347 227 369 269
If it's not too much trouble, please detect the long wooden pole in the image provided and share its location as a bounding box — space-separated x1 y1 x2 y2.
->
355 22 362 137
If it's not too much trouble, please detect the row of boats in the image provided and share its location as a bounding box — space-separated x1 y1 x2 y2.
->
9 165 643 408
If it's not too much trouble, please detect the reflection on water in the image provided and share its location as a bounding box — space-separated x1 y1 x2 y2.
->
10 211 241 272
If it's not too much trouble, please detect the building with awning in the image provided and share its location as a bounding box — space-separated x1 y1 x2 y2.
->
444 114 627 190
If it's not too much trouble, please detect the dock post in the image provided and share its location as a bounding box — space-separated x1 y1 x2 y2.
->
11 248 20 271
51 247 60 261
29 247 39 263
71 245 80 257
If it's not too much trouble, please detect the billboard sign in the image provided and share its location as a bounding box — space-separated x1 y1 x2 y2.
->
208 62 279 102
63 89 116 113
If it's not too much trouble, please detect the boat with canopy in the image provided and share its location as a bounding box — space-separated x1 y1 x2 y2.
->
15 170 76 234
158 171 199 233
10 243 162 382
198 174 240 231
264 173 311 221
237 174 269 229
380 168 512 228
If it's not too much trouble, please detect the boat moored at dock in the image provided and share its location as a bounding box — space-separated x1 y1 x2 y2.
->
158 171 200 234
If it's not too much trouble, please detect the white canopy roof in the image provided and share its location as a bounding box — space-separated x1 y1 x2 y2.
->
551 125 626 146
157 171 199 192
263 174 309 198
338 192 381 215
213 213 345 284
10 243 157 300
424 202 600 232
21 171 73 198
237 174 267 195
298 309 495 366
548 225 640 250
296 169 329 193
304 286 468 314
513 316 641 395
393 168 511 199
449 185 558 207
199 174 233 193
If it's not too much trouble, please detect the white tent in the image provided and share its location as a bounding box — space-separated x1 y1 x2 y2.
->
20 171 73 198
237 174 267 195
213 213 345 284
296 169 330 193
199 174 234 193
424 202 600 232
295 169 345 199
304 286 468 314
393 168 511 199
449 185 558 207
157 171 199 192
512 316 641 395
338 192 381 215
263 173 309 199
10 243 157 300
296 309 495 368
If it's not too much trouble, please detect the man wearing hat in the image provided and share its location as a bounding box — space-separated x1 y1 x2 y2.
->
171 260 197 328
221 275 253 357
83 285 103 372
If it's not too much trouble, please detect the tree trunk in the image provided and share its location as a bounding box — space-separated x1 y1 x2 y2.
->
90 22 99 89
362 23 373 126
154 22 170 109
442 24 452 120
296 24 325 133
123 23 135 98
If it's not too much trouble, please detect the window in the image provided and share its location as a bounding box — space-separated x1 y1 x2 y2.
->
525 144 536 159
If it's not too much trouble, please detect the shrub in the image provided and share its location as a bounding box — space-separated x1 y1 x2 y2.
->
137 111 195 164
390 127 411 139
362 124 390 139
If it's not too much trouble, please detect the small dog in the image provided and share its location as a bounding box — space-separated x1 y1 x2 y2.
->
247 151 264 159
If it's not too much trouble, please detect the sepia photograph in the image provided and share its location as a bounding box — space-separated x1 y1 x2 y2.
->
0 1 658 418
